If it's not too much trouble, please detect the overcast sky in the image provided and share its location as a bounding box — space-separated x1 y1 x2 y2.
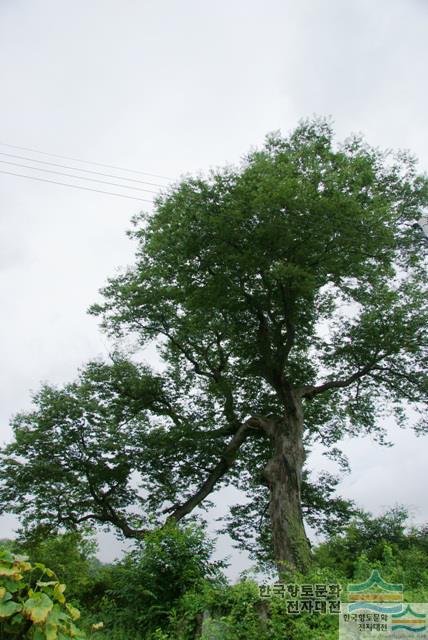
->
0 0 427 578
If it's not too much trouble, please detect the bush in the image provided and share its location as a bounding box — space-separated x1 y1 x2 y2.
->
88 521 226 638
0 548 90 639
14 530 99 604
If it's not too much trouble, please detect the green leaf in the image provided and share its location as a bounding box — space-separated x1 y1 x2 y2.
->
0 589 12 603
0 599 23 619
0 577 22 593
45 621 58 640
65 602 80 621
53 582 66 604
47 603 71 625
68 621 86 638
23 592 54 623
0 562 22 579
35 562 56 578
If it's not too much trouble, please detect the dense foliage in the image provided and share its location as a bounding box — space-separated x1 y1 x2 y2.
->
12 531 99 600
0 119 426 572
2 509 428 639
84 521 226 637
0 549 87 639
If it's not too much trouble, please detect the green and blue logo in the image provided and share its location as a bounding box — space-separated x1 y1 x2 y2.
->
392 604 426 634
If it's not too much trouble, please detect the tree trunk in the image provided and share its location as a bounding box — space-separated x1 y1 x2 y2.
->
262 397 311 575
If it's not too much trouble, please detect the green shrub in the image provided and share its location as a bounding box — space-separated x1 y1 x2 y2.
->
15 530 99 604
91 521 226 637
0 548 91 639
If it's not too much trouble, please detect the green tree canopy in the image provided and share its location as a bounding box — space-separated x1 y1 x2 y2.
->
1 119 427 573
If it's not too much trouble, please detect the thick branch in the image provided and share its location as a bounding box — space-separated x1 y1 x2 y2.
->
300 357 382 400
201 423 240 438
71 416 262 540
166 417 261 522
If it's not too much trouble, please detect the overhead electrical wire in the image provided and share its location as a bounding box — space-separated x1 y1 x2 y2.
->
0 169 153 203
0 141 172 181
0 151 167 189
0 159 160 194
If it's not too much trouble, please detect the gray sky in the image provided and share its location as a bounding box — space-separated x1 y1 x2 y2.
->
1 0 427 577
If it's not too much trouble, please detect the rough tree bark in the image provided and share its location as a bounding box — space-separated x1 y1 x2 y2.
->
261 393 311 574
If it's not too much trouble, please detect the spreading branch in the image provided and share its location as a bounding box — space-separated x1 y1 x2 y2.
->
165 417 262 522
300 356 383 400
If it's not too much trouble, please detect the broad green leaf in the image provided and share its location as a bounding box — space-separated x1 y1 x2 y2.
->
0 599 22 619
0 577 22 593
23 592 54 623
0 562 22 579
53 582 66 603
0 590 12 602
47 603 70 625
45 621 58 640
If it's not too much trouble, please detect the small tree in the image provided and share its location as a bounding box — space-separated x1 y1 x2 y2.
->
1 119 427 573
97 521 225 635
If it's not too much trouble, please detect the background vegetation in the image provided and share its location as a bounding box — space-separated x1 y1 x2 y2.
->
2 507 428 639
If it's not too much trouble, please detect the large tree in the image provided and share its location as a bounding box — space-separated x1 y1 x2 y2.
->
1 120 427 573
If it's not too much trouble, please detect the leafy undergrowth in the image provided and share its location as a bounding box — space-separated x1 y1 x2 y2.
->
0 549 96 639
79 577 339 640
3 508 428 639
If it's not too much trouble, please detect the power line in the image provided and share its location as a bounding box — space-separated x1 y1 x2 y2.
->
0 141 173 181
0 169 154 203
0 151 167 188
0 159 160 194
